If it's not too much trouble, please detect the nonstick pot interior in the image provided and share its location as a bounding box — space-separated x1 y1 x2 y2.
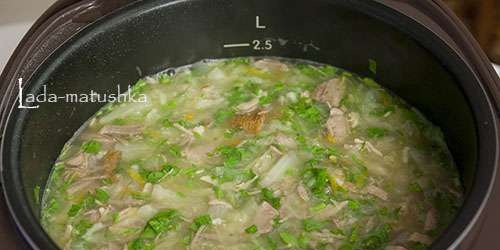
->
1 0 498 249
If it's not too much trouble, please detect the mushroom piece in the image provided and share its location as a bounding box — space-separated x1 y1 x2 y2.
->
102 150 121 176
325 108 350 142
297 183 310 201
312 77 346 107
65 153 86 166
253 202 279 234
310 229 344 243
66 179 97 195
408 232 433 245
386 246 408 250
364 184 389 201
190 225 207 249
231 110 266 134
254 59 289 72
63 154 100 180
235 98 259 114
424 207 438 231
99 125 144 136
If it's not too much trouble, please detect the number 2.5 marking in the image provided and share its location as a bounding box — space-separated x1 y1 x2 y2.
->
252 40 272 50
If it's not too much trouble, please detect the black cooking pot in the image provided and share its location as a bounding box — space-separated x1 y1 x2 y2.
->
0 0 499 249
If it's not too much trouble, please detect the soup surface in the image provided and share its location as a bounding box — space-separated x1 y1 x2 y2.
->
41 58 463 250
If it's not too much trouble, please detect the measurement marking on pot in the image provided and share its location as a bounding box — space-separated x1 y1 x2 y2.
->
223 43 251 48
256 16 266 29
224 40 273 50
252 39 272 50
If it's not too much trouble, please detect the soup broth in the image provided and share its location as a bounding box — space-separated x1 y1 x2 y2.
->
41 57 463 250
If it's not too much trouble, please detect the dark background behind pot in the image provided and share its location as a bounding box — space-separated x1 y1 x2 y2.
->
442 0 500 64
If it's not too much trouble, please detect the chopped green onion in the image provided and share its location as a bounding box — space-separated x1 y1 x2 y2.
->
95 188 110 203
261 188 281 209
245 225 258 234
81 140 102 154
366 127 388 138
216 145 243 167
191 214 212 231
67 204 82 217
